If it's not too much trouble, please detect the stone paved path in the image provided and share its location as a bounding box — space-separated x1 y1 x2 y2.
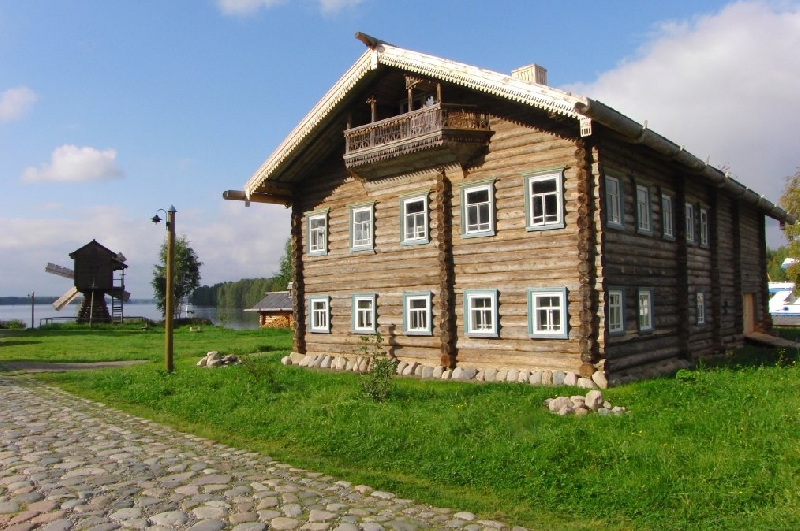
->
0 375 523 531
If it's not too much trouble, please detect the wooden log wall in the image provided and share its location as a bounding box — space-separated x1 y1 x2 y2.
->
738 203 769 333
448 118 584 372
595 140 683 374
295 155 444 364
684 179 714 358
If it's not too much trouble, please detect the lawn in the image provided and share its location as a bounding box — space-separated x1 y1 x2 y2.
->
1 325 798 530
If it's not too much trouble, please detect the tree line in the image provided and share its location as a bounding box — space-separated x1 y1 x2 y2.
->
189 238 292 309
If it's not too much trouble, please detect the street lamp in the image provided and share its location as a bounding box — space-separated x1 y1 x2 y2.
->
152 205 176 372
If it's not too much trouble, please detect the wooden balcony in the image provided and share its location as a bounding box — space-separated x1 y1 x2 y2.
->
343 103 493 179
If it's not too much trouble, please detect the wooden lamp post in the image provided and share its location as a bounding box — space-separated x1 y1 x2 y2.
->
152 205 177 372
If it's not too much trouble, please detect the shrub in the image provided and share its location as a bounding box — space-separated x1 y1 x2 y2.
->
357 332 396 401
0 319 26 330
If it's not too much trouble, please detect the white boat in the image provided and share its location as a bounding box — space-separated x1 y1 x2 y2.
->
769 279 800 325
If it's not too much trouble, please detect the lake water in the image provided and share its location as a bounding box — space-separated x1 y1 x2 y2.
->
0 303 260 330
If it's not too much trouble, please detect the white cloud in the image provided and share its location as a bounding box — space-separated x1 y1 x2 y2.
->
21 144 125 183
0 86 37 122
565 0 800 218
217 0 362 15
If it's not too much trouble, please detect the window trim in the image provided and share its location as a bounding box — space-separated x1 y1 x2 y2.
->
696 292 706 326
608 287 625 336
463 289 499 337
524 170 565 231
527 287 569 339
699 207 709 247
305 209 328 256
308 295 331 334
460 180 496 238
635 183 652 235
685 204 696 243
662 194 675 240
402 291 432 336
400 193 429 245
637 288 655 333
605 174 624 229
351 293 377 334
349 202 375 251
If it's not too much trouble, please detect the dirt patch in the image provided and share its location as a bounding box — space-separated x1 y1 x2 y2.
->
0 360 149 372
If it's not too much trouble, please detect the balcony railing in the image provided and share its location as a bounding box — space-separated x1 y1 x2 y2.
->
344 103 491 158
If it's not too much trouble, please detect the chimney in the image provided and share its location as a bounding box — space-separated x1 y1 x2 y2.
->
511 64 547 86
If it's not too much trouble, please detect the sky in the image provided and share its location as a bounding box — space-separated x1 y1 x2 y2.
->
2 0 799 300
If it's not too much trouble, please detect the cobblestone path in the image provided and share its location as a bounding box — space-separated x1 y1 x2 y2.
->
0 375 522 531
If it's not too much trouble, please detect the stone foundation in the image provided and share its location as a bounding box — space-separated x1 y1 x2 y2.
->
281 352 609 389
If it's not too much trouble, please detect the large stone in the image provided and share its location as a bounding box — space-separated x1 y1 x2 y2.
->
577 377 596 389
506 369 519 382
432 366 444 378
320 356 332 369
451 367 463 379
420 366 434 379
395 361 408 375
459 367 477 380
496 369 508 382
402 363 416 376
585 390 604 410
529 371 542 385
564 372 579 386
484 368 497 382
518 370 530 383
548 397 572 412
592 370 609 389
208 351 221 361
552 371 566 385
541 371 553 386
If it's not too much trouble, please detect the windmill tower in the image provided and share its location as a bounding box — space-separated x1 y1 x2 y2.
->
46 239 130 323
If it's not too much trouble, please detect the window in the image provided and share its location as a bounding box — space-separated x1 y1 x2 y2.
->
309 296 330 333
525 171 564 230
685 204 695 243
464 290 498 337
528 288 568 339
699 208 709 246
401 195 429 245
352 294 376 333
461 182 495 237
403 292 432 335
636 184 651 234
608 288 625 335
638 288 654 332
696 292 706 325
662 194 675 239
350 204 374 251
605 175 624 229
306 210 328 255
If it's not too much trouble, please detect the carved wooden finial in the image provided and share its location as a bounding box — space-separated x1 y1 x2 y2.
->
355 32 380 49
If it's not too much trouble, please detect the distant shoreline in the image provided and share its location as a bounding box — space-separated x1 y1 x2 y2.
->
0 298 157 305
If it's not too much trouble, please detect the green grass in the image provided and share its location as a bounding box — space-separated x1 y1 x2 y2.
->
1 325 798 530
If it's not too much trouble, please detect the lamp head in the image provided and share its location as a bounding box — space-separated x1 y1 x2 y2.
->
151 214 162 224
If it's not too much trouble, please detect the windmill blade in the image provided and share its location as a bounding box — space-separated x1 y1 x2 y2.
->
45 262 74 279
52 286 80 310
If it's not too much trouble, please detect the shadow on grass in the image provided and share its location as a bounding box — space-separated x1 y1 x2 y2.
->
0 340 41 347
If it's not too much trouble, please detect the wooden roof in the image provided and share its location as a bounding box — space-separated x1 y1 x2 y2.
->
69 239 128 269
234 32 793 224
245 291 292 313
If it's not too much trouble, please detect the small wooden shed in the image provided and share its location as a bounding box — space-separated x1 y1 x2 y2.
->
246 291 293 328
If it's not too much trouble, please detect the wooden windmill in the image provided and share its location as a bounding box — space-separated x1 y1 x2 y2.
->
45 239 130 323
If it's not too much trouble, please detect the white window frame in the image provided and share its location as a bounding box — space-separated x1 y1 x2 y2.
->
685 204 695 243
608 288 625 335
528 288 568 339
352 293 376 334
461 182 495 237
306 210 328 256
638 288 654 333
605 175 624 229
636 184 652 234
699 208 709 247
401 194 429 245
309 295 330 334
696 292 706 325
524 171 564 231
350 203 374 251
464 289 499 337
662 194 675 240
403 291 432 336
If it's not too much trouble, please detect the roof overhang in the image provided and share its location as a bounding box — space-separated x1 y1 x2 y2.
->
226 32 793 225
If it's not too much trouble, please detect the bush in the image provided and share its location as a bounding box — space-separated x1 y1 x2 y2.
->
357 332 396 401
0 319 26 330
